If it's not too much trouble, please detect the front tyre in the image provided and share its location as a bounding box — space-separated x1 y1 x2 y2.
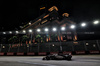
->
42 58 46 60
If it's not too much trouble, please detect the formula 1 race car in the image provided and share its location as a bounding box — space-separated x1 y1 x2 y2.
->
42 53 72 60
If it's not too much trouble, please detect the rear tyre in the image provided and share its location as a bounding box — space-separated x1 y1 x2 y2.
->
67 58 71 60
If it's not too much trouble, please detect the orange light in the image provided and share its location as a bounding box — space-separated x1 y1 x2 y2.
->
62 13 69 17
46 38 49 42
29 40 31 44
73 35 77 41
49 36 51 41
40 7 46 10
61 35 63 41
43 14 49 19
48 6 58 12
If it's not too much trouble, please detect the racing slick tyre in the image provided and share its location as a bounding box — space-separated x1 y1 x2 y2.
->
42 57 46 60
67 58 71 60
67 56 72 60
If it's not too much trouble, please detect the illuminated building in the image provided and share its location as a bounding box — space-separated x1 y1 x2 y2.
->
23 6 77 43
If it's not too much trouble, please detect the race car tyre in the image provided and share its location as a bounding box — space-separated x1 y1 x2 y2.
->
42 58 46 60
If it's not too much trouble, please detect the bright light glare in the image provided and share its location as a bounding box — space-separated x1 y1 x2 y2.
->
45 28 48 32
53 28 57 31
37 29 41 32
29 29 32 33
23 30 26 33
16 31 19 33
93 21 99 24
52 44 55 46
61 27 65 31
29 22 31 25
70 25 75 29
3 32 6 34
81 23 86 27
9 31 12 34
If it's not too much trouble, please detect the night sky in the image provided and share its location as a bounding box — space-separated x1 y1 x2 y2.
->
0 0 100 32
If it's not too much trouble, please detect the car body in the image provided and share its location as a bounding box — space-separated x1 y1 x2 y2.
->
42 53 72 60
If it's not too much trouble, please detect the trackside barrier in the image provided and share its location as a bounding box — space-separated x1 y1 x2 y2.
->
17 52 24 55
0 52 4 56
7 52 14 56
27 52 35 55
89 51 100 54
63 51 72 55
50 52 58 54
38 52 46 55
76 51 85 54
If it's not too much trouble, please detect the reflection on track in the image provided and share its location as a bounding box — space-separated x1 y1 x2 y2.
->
18 61 57 66
0 55 100 66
